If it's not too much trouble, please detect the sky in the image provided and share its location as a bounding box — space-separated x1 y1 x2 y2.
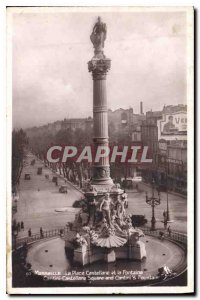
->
12 8 187 129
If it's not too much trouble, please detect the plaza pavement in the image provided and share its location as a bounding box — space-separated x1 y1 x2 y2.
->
14 153 187 239
127 183 187 234
14 153 83 238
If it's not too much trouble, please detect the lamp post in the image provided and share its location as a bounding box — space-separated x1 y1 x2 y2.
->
166 187 170 222
146 179 161 231
166 147 172 223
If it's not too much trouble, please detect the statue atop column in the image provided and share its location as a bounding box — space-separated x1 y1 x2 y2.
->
90 17 107 58
65 17 146 266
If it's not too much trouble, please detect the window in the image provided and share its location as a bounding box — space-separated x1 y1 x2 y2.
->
134 133 137 141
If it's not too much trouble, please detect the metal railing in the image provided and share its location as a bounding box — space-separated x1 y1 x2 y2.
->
15 227 66 249
140 227 187 245
14 225 187 250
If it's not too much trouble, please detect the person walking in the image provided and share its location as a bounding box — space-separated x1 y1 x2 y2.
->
163 210 168 230
40 227 43 238
164 218 168 230
167 226 172 237
21 221 24 231
13 219 17 228
17 222 21 233
28 228 32 237
159 231 165 241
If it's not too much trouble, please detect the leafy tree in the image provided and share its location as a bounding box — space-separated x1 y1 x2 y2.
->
55 128 74 145
12 129 28 189
74 128 86 146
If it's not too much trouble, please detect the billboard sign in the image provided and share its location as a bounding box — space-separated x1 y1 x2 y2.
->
158 111 187 140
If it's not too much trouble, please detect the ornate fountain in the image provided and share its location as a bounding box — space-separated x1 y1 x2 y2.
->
65 17 146 265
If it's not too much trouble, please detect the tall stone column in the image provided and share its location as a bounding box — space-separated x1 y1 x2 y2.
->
72 18 146 268
88 17 113 187
88 58 113 186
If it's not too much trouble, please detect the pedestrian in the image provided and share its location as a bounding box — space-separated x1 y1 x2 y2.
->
40 227 43 238
159 231 164 241
167 226 171 237
28 228 32 237
13 219 17 228
164 218 167 230
12 220 17 232
69 222 73 231
17 222 21 233
21 221 24 231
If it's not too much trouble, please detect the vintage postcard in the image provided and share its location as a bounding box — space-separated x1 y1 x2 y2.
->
7 6 194 294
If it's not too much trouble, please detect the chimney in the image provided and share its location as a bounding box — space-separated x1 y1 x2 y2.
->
140 101 143 115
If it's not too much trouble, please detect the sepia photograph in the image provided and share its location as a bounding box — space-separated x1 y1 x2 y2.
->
7 6 194 294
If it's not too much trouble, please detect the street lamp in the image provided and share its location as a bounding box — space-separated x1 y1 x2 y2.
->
146 179 161 231
166 148 173 224
166 187 170 222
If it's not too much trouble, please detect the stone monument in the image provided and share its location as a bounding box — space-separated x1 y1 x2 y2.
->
88 16 113 188
65 17 146 265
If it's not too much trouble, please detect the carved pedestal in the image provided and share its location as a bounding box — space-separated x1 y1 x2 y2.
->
72 239 146 266
104 249 116 263
73 245 89 266
129 241 147 261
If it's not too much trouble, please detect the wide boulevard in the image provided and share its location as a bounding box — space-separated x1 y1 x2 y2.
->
14 153 187 238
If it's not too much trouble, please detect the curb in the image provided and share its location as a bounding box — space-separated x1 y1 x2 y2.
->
37 158 84 195
139 182 187 199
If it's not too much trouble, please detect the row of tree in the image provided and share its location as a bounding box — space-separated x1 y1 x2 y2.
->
12 129 29 191
27 124 134 186
28 127 93 158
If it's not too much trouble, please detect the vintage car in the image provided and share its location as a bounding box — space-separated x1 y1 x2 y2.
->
24 173 31 180
121 178 134 189
121 176 142 189
59 185 68 193
37 167 42 175
30 159 35 166
131 215 148 227
52 176 58 183
132 176 142 182
157 183 167 192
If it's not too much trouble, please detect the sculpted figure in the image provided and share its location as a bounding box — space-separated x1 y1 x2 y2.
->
100 218 115 237
90 17 107 53
75 233 88 247
89 185 97 192
99 193 113 226
116 193 127 220
78 205 89 226
111 214 127 236
88 194 98 226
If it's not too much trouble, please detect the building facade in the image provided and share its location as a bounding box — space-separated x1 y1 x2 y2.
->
141 105 187 195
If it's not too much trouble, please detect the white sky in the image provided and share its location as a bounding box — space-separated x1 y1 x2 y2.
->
12 9 187 128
